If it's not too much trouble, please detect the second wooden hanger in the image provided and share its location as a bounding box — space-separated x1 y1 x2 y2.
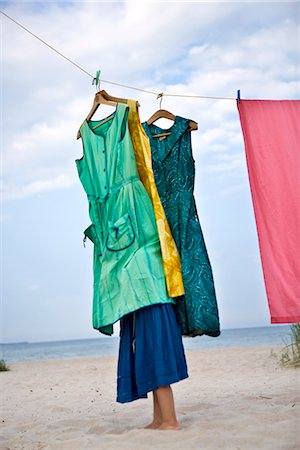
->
146 108 198 138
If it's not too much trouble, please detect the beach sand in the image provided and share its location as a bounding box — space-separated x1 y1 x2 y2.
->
1 345 299 450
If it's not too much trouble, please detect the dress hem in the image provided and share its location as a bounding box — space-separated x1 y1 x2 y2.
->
116 369 189 404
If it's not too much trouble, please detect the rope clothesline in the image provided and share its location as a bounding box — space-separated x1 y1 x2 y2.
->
0 9 237 101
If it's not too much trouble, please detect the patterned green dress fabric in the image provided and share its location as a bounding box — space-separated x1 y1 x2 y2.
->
76 103 175 336
143 117 220 337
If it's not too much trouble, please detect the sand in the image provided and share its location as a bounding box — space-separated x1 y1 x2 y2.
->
1 345 299 450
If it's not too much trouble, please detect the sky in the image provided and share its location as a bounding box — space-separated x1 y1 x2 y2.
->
1 1 299 343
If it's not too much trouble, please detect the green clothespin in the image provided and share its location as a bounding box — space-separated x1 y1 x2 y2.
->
92 70 101 91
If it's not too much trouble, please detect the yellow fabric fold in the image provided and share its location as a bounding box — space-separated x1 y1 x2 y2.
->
127 99 185 297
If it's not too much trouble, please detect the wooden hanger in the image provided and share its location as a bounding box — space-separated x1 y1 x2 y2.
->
146 108 198 138
76 90 139 139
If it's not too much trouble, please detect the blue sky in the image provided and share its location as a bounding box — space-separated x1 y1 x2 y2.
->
1 1 299 342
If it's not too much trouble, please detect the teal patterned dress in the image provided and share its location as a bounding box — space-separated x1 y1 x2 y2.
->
143 116 220 337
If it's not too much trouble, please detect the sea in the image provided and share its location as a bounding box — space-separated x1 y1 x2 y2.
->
0 324 293 363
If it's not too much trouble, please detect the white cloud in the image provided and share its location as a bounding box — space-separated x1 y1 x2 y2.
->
200 152 246 176
220 182 248 197
1 2 298 201
3 172 76 201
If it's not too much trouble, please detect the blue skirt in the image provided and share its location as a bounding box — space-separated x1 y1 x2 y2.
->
116 302 189 403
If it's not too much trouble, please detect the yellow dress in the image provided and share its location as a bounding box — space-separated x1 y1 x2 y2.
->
127 99 185 297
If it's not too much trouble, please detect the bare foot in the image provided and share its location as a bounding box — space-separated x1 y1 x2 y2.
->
158 421 181 431
144 420 162 429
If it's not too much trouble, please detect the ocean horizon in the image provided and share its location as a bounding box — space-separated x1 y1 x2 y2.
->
0 324 293 363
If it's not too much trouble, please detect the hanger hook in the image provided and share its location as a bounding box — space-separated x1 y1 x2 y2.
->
157 92 164 109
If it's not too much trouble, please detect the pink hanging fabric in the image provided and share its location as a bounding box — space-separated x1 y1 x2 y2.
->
237 100 300 324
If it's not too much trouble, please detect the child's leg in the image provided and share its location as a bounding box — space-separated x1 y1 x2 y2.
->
144 385 180 430
144 390 162 429
155 385 180 430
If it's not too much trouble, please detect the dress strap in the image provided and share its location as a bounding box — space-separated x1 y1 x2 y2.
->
127 99 138 112
114 103 130 141
164 116 191 151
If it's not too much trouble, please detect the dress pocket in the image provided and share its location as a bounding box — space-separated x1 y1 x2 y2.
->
106 213 135 252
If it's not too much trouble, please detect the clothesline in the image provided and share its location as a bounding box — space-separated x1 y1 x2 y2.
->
0 9 237 101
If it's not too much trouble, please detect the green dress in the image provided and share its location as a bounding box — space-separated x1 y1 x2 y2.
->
75 103 175 336
143 116 220 337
